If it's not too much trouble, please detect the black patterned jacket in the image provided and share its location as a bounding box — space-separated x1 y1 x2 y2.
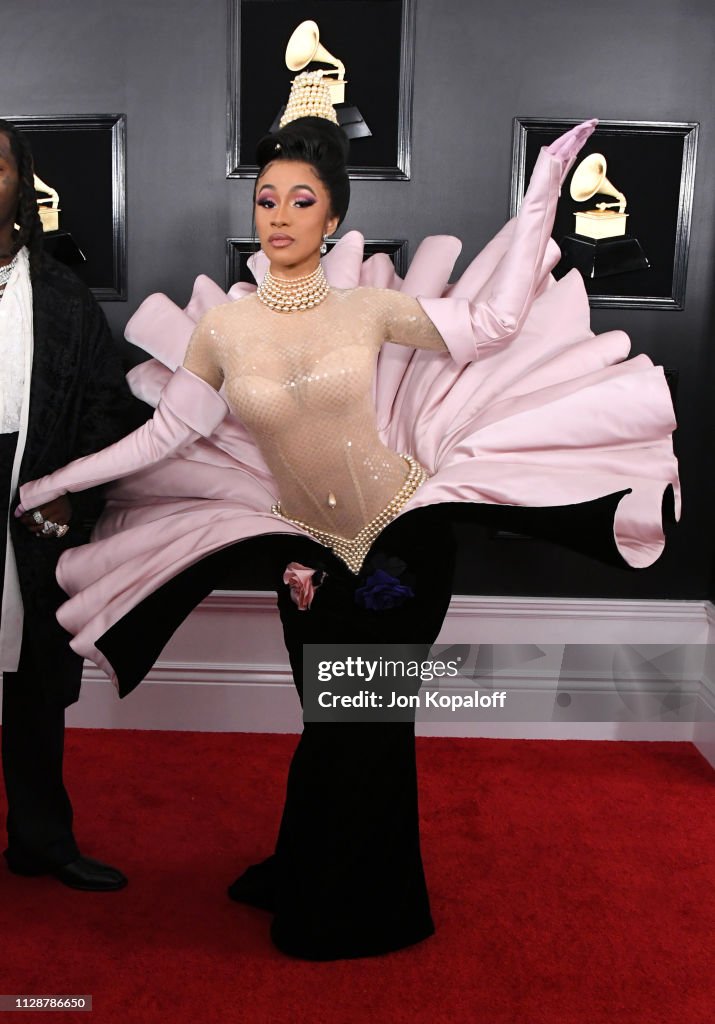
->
9 254 133 619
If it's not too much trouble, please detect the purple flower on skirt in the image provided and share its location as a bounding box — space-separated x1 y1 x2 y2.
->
355 569 414 611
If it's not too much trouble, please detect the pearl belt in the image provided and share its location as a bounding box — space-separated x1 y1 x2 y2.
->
271 454 429 574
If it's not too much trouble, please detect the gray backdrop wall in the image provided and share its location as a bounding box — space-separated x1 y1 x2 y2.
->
3 0 714 598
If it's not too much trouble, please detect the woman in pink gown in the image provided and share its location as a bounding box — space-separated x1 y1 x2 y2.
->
16 115 679 959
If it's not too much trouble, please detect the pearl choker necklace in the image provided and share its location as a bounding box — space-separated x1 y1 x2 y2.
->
257 264 330 313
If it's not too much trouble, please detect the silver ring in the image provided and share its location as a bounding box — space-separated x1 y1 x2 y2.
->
32 510 44 525
54 524 69 538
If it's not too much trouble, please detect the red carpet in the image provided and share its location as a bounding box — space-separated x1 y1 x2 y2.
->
0 731 714 1024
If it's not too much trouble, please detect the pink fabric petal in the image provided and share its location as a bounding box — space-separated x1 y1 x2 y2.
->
124 295 195 370
247 249 269 285
184 275 231 321
401 236 461 298
359 252 400 290
227 281 258 301
322 230 365 288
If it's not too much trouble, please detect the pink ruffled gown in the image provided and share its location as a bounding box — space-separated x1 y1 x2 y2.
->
18 145 680 959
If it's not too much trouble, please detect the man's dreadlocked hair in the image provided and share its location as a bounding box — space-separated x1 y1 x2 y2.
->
0 118 43 279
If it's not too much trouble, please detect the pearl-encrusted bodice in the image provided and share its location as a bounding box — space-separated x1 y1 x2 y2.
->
184 286 447 538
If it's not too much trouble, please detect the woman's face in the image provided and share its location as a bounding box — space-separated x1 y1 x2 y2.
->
0 132 20 240
254 159 338 277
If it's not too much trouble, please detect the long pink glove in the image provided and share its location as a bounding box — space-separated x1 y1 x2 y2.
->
17 367 229 513
418 119 598 365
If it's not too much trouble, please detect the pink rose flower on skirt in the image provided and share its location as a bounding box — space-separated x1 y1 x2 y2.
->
283 562 325 611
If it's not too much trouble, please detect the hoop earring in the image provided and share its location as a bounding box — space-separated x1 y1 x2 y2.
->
320 234 329 256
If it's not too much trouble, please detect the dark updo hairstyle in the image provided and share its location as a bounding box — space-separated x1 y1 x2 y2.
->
0 118 43 279
254 116 350 226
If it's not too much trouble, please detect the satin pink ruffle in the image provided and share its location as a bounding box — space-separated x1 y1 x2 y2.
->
55 229 679 684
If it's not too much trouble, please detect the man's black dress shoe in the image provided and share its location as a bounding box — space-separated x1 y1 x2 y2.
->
4 851 127 891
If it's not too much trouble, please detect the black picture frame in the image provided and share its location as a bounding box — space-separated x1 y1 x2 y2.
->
510 118 699 310
226 236 408 288
4 114 127 301
227 0 415 180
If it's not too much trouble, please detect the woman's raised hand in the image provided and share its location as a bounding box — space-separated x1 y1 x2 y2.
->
546 119 598 184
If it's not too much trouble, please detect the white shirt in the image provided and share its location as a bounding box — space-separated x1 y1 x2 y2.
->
0 247 33 671
0 257 26 433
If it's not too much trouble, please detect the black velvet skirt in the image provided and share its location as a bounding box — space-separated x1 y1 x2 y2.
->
98 504 457 959
93 489 658 959
268 505 456 960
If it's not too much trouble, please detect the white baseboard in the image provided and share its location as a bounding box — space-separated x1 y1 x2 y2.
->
693 602 715 769
53 592 715 761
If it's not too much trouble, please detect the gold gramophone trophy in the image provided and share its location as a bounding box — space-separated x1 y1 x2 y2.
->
558 152 649 279
32 171 86 267
34 173 61 232
271 20 372 139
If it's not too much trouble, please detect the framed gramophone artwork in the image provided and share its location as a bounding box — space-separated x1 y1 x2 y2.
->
226 236 408 288
510 118 699 310
227 0 415 179
2 114 127 301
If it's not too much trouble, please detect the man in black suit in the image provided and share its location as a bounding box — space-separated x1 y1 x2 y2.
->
0 118 132 890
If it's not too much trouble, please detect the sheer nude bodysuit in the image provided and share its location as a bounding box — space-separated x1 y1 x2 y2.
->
184 286 448 563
